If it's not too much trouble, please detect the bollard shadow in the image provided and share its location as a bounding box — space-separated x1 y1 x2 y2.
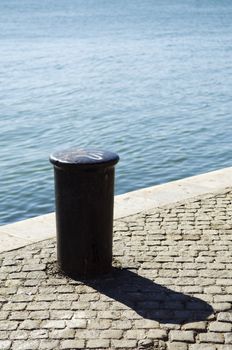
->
81 268 214 325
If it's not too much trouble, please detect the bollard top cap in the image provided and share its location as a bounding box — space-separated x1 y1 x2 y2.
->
49 148 119 169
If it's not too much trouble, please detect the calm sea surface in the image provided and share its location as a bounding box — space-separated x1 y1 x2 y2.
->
1 0 232 225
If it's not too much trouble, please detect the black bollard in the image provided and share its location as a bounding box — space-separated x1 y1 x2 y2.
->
49 148 119 279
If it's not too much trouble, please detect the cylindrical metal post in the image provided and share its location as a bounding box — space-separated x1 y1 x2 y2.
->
49 148 119 279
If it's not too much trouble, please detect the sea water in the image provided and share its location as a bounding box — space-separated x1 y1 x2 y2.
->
1 0 232 225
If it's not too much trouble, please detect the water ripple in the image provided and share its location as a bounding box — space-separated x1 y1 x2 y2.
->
1 0 232 224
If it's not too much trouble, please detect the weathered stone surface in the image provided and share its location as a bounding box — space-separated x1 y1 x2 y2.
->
217 346 232 350
138 338 154 349
0 322 18 331
100 329 123 339
0 189 232 349
29 329 48 339
11 340 39 350
182 322 207 331
9 330 29 340
0 340 12 350
60 339 85 349
199 332 224 343
224 333 232 344
146 329 168 340
167 342 188 350
111 339 138 348
41 320 65 329
209 321 232 332
39 340 59 349
86 339 110 348
217 312 232 323
19 320 40 330
189 345 216 350
169 330 195 343
49 329 75 339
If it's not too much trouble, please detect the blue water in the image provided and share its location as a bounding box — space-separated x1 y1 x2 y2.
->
1 0 232 225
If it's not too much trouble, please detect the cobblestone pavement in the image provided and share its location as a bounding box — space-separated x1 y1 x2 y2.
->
0 189 232 350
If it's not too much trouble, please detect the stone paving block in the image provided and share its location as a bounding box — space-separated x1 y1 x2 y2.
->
98 311 121 319
22 264 46 272
0 312 9 321
88 319 111 330
111 339 138 348
169 330 195 343
146 329 168 340
162 323 181 330
79 293 100 302
0 332 8 340
134 320 160 329
112 320 132 330
182 286 203 293
122 310 143 320
224 333 232 344
29 329 48 339
209 321 232 332
189 345 217 350
9 330 29 340
60 339 85 349
71 301 90 310
73 310 97 319
26 302 50 311
49 310 73 320
86 339 110 348
204 286 223 294
35 293 56 301
100 329 123 339
39 340 59 349
2 302 27 311
49 329 75 339
76 329 100 339
0 341 12 350
66 319 87 329
167 342 188 350
57 293 77 301
216 279 232 286
124 329 146 339
212 303 231 311
41 320 66 329
217 312 232 322
26 271 46 279
182 322 207 331
11 340 39 350
0 321 18 331
90 301 110 310
9 311 29 321
198 332 224 343
50 301 72 310
226 286 232 293
29 311 50 320
137 338 153 348
56 285 74 293
19 320 40 330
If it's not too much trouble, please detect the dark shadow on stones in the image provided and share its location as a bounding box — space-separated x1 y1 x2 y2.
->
79 268 214 325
